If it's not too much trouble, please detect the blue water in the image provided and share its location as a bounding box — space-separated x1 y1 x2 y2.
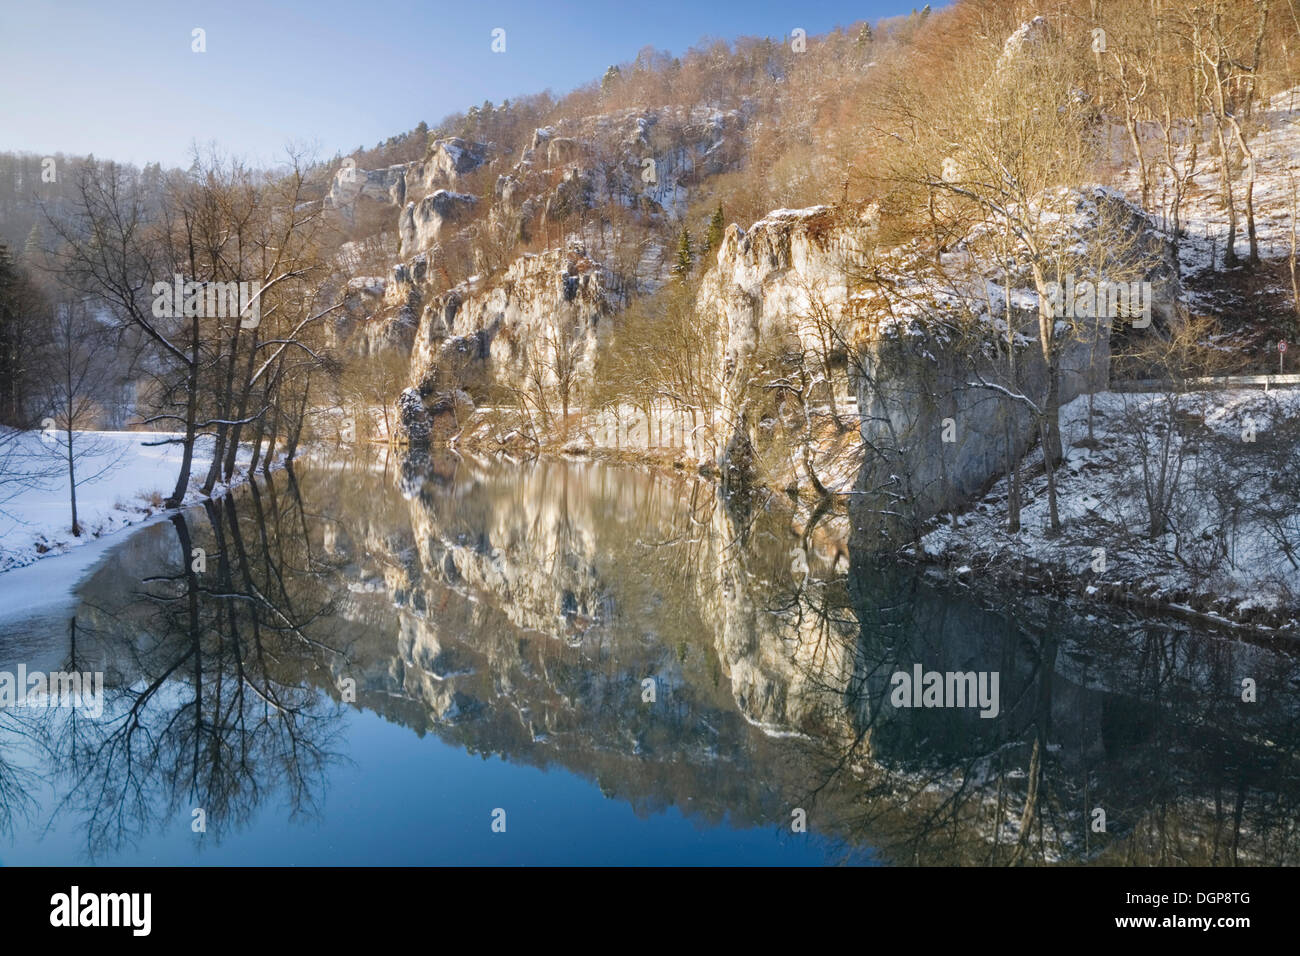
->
3 455 1296 866
3 707 859 866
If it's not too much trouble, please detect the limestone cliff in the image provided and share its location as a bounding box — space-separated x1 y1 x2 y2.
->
697 193 1182 539
407 242 617 404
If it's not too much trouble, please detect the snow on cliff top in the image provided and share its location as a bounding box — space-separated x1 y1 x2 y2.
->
750 205 833 229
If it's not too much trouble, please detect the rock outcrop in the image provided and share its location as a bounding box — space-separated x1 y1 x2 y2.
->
406 242 617 410
698 192 1183 540
328 106 749 376
419 137 490 191
398 190 479 255
327 164 407 223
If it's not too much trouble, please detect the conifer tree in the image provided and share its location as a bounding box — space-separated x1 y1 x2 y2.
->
703 205 725 259
673 227 694 279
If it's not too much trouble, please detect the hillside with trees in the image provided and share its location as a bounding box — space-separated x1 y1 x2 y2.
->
2 0 1299 624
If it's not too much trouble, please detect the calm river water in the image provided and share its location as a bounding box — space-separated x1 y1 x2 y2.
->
0 452 1295 865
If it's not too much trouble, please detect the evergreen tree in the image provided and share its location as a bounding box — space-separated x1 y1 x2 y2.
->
0 241 17 304
673 227 694 279
703 204 725 259
0 241 38 424
462 106 480 137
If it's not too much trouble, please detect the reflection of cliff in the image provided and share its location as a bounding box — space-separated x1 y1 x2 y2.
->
324 454 1300 865
704 489 1300 863
325 454 819 828
23 455 1300 865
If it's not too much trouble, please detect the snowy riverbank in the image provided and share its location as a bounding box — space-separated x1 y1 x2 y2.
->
0 430 257 576
919 389 1300 632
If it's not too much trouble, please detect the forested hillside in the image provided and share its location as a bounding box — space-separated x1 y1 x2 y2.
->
3 0 1298 621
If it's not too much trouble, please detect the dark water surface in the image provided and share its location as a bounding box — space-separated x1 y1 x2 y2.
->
0 452 1296 865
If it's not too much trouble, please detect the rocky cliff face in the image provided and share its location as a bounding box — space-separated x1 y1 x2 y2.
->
324 138 490 225
387 188 1180 538
493 106 746 241
329 106 750 438
697 192 1182 538
398 189 479 254
697 205 870 489
406 241 617 404
332 96 1183 544
327 164 407 223
420 137 490 191
328 106 746 263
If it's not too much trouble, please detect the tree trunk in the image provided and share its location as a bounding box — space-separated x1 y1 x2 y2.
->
262 388 281 475
1040 410 1061 533
166 315 201 508
284 371 311 461
65 424 79 536
1003 407 1021 534
1229 119 1260 265
222 327 259 481
1291 175 1299 319
1213 122 1238 268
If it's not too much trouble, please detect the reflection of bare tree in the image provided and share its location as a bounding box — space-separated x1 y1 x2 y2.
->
388 450 1300 866
12 451 1296 867
757 547 1300 864
0 708 40 840
31 467 348 860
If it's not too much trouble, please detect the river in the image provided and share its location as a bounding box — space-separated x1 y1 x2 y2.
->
0 451 1295 865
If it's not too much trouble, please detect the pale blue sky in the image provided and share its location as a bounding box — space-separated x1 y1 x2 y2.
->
0 0 921 169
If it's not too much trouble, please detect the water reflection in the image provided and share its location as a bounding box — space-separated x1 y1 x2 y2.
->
1 469 348 859
1 451 1296 864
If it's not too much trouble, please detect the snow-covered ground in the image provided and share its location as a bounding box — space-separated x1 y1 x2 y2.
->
1113 86 1300 287
918 92 1300 626
920 389 1300 628
0 430 254 576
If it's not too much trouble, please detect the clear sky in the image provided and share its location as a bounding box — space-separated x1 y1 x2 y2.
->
0 0 921 169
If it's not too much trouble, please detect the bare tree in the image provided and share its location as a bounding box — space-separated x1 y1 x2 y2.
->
49 153 339 506
50 161 200 507
36 299 124 535
1189 0 1271 268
